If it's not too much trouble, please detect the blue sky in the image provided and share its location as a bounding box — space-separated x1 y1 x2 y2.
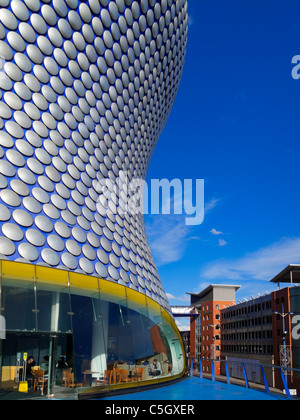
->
144 0 300 311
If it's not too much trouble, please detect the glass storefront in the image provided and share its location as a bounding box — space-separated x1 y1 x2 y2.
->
0 261 185 398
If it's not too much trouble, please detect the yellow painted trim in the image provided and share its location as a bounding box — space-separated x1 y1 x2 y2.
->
36 265 69 288
99 277 127 302
125 287 147 309
2 260 35 282
69 271 99 295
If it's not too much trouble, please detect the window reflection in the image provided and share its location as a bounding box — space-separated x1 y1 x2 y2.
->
71 295 93 387
36 289 72 334
1 280 36 332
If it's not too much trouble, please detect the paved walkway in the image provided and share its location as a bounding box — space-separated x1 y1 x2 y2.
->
102 376 288 401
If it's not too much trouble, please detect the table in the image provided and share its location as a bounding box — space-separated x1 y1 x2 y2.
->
82 370 99 386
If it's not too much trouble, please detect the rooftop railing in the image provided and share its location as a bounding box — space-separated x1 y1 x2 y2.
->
189 357 300 399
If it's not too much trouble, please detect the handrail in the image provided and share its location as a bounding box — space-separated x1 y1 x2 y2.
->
197 357 300 372
189 357 299 399
261 363 300 373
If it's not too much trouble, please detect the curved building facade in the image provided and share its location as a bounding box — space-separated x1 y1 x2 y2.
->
0 0 188 397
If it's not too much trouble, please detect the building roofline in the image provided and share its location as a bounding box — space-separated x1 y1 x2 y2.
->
187 284 241 299
270 264 300 284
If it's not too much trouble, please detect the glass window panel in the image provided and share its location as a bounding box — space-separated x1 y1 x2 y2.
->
52 333 75 388
90 297 109 390
144 299 170 383
70 294 95 387
160 311 185 377
35 266 73 334
1 279 36 332
125 289 154 383
36 288 72 334
69 276 103 389
91 284 137 391
104 300 137 389
107 301 134 366
36 289 53 332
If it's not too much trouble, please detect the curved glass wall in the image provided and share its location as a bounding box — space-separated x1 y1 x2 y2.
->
0 261 185 397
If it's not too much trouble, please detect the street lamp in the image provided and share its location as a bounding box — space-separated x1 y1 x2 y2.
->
207 323 220 361
273 305 294 384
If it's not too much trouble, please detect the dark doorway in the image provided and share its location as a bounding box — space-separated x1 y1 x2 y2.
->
0 332 74 397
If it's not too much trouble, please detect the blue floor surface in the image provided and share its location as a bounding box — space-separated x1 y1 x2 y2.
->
101 376 287 401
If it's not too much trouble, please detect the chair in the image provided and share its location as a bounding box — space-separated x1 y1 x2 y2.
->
62 369 72 387
66 371 76 388
119 369 133 383
112 368 122 384
95 369 116 387
62 369 77 388
29 366 40 388
33 370 48 393
134 367 144 381
102 370 113 385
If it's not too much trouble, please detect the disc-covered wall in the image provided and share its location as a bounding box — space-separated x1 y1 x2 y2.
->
0 0 188 312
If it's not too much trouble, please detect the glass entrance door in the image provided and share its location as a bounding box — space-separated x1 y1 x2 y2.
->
48 333 74 395
0 331 75 398
0 332 51 393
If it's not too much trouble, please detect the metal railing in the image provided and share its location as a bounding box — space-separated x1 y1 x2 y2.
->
189 357 300 399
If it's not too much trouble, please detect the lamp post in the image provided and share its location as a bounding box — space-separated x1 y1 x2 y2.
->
207 323 220 363
274 304 294 385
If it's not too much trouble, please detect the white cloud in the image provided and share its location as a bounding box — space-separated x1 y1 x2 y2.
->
145 214 189 265
211 228 223 235
166 292 190 303
188 15 194 27
196 281 211 292
205 198 221 214
175 319 191 330
200 236 300 282
218 239 228 247
145 196 223 266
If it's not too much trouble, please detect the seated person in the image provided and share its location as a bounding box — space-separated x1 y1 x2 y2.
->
26 356 36 384
40 356 49 375
148 359 161 377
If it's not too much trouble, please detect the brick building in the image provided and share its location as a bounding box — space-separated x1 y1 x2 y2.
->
220 293 274 385
187 266 300 394
188 285 240 375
